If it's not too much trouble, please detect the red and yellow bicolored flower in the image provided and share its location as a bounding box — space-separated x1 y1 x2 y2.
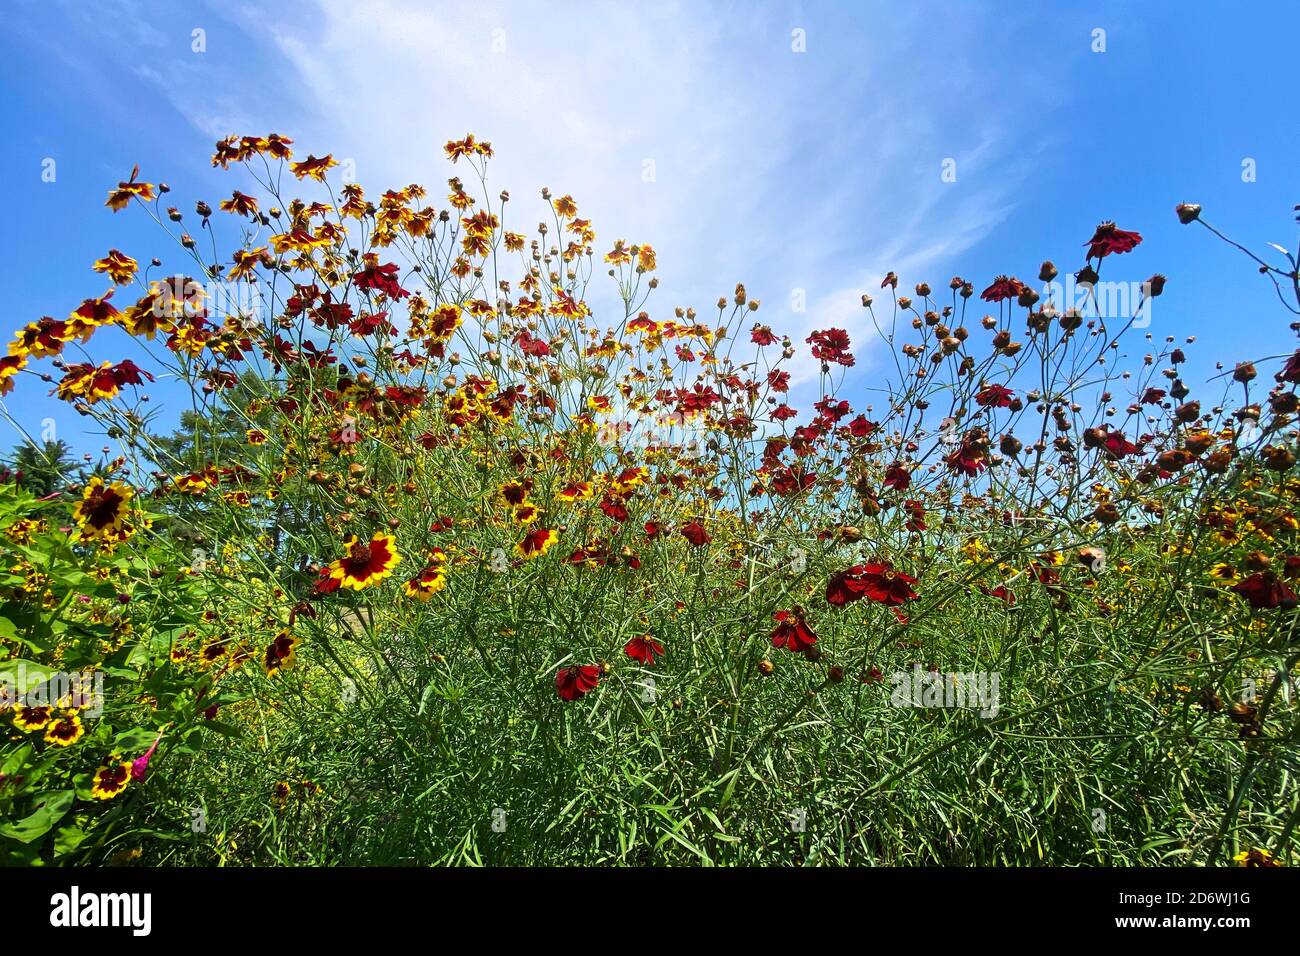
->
314 533 402 593
263 630 300 678
43 712 85 747
403 564 448 601
73 477 135 541
92 249 139 285
517 527 558 560
11 705 52 732
91 761 132 800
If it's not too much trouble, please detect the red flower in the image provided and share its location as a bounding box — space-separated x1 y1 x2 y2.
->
772 404 798 422
599 497 629 522
1084 221 1142 259
848 415 877 438
945 438 988 477
1102 430 1141 459
680 520 711 547
883 462 911 491
555 664 601 701
1278 349 1300 384
1231 572 1297 611
975 384 1014 408
353 259 410 299
1140 388 1167 405
806 328 855 367
979 584 1016 606
643 520 662 539
751 324 777 346
624 635 664 665
826 561 918 607
769 608 817 652
980 275 1026 303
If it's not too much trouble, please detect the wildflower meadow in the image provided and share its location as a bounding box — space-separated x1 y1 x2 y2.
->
0 130 1297 873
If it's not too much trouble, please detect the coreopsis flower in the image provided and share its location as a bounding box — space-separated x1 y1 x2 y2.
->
679 520 711 547
883 462 911 491
558 482 593 502
610 467 648 495
403 565 448 601
1084 221 1142 259
604 240 632 266
444 134 491 162
767 369 791 392
624 635 664 665
43 712 85 747
92 249 138 285
73 477 134 541
289 153 338 181
807 328 855 367
263 630 300 677
769 608 817 653
979 584 1017 605
945 434 989 477
314 533 403 593
1234 848 1279 868
91 762 132 800
552 194 578 218
56 360 154 404
517 527 558 559
1231 571 1297 610
105 166 155 211
219 191 259 216
826 561 918 607
497 480 530 507
512 502 541 526
67 291 121 337
975 384 1015 408
980 276 1026 303
353 257 410 299
11 705 52 731
555 664 601 701
0 355 24 395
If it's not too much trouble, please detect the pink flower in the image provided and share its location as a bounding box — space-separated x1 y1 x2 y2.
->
131 730 165 782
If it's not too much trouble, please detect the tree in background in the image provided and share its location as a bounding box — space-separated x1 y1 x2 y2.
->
3 439 78 496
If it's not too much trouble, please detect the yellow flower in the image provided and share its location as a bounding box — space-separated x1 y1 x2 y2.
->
91 762 132 800
43 712 85 747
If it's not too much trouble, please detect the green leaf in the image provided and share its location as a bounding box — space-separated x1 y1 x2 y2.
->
0 790 74 844
0 659 58 696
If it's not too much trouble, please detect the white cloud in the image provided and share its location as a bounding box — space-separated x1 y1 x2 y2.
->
133 0 1045 402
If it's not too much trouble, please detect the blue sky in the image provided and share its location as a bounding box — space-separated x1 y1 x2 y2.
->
1 0 1297 461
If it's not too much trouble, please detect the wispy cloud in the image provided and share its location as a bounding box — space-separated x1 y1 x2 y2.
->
61 0 1051 398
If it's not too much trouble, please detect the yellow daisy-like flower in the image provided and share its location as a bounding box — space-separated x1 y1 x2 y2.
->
512 503 540 526
43 712 85 747
91 762 132 800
